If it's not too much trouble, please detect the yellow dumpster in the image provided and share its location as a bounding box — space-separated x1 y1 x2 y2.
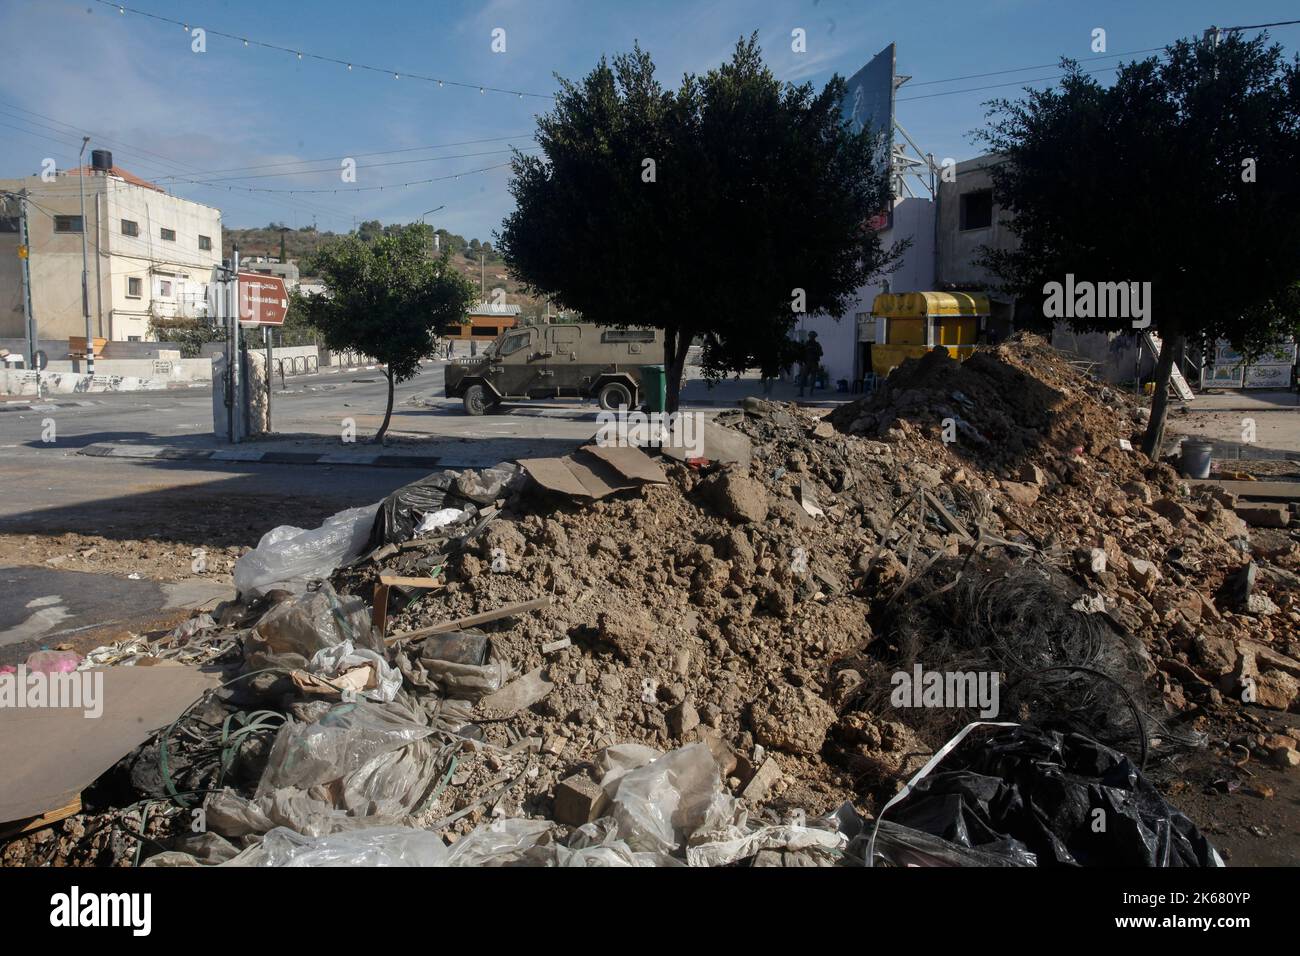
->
869 291 988 378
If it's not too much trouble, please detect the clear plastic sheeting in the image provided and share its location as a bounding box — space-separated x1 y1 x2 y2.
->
604 743 735 856
199 701 445 838
234 503 380 598
257 701 432 794
307 641 403 703
245 584 378 671
234 825 452 867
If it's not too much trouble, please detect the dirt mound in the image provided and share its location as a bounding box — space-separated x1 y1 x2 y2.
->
831 334 1152 479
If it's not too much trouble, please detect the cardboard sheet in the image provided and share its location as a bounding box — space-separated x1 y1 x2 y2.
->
0 666 217 823
581 444 669 484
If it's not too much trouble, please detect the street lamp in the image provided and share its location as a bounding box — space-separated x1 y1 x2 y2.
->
77 136 93 376
421 205 445 254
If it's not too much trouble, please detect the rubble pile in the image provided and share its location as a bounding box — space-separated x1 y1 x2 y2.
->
5 334 1296 868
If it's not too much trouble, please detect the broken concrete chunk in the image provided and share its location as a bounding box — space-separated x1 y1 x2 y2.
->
553 773 608 826
1235 504 1290 528
701 470 769 524
740 756 783 803
666 699 700 738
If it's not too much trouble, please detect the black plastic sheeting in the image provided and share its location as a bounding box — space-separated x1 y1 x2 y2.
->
886 725 1220 867
369 472 460 549
368 464 527 549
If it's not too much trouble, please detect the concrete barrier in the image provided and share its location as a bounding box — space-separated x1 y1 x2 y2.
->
0 356 213 395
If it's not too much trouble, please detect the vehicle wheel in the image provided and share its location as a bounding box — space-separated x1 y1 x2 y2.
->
463 384 489 416
598 381 633 411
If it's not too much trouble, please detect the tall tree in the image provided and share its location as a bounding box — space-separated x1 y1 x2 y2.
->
498 36 900 412
297 224 475 443
979 33 1300 455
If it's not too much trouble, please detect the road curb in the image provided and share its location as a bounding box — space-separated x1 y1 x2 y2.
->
77 443 442 469
0 399 102 413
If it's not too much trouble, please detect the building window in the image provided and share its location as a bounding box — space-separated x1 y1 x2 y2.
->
198 235 212 250
121 219 139 237
160 227 176 241
960 190 994 231
159 280 172 297
128 335 142 342
54 215 83 233
127 277 142 298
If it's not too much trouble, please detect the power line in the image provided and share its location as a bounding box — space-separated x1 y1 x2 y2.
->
147 134 536 179
905 46 1167 88
896 63 1131 102
163 160 522 195
90 1 556 100
0 103 361 224
159 146 539 185
1220 19 1300 31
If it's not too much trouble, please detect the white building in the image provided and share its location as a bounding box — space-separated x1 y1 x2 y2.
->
796 196 936 388
0 159 222 344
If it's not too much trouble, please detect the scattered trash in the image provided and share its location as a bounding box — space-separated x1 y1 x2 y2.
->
234 504 380 597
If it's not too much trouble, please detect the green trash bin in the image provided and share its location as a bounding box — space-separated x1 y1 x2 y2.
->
639 364 667 413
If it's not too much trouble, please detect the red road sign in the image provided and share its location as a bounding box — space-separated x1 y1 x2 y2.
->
237 273 289 326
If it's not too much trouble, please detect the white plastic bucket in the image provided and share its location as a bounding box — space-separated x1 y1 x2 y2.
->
1180 438 1214 479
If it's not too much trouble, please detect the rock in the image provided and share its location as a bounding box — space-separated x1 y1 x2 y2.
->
1193 633 1238 677
1236 504 1290 528
999 480 1040 507
480 522 526 560
701 471 770 524
666 699 701 737
1127 558 1161 592
1017 462 1046 485
1246 593 1280 617
1152 498 1192 525
553 773 609 826
740 756 784 802
750 685 837 756
1201 503 1250 540
598 609 657 661
1255 670 1298 711
1121 480 1154 505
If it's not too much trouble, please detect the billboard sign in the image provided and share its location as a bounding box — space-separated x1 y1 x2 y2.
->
841 43 896 213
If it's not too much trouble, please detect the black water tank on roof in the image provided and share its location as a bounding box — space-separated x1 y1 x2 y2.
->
91 149 113 172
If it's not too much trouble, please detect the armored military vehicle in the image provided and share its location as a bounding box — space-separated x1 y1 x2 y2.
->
443 323 664 415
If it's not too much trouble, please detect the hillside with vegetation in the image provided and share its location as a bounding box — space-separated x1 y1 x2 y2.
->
222 222 552 321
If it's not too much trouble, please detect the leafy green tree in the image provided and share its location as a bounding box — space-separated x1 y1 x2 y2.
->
297 224 475 443
979 33 1300 455
498 35 899 412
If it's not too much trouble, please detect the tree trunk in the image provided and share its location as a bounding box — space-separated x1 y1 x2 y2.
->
374 366 395 444
663 328 692 414
1140 332 1185 458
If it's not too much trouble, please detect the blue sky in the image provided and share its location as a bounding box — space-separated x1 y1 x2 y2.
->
2 0 1297 240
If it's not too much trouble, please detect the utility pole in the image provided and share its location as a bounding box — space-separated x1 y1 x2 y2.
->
77 137 94 376
229 246 242 443
480 252 485 299
16 190 36 367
